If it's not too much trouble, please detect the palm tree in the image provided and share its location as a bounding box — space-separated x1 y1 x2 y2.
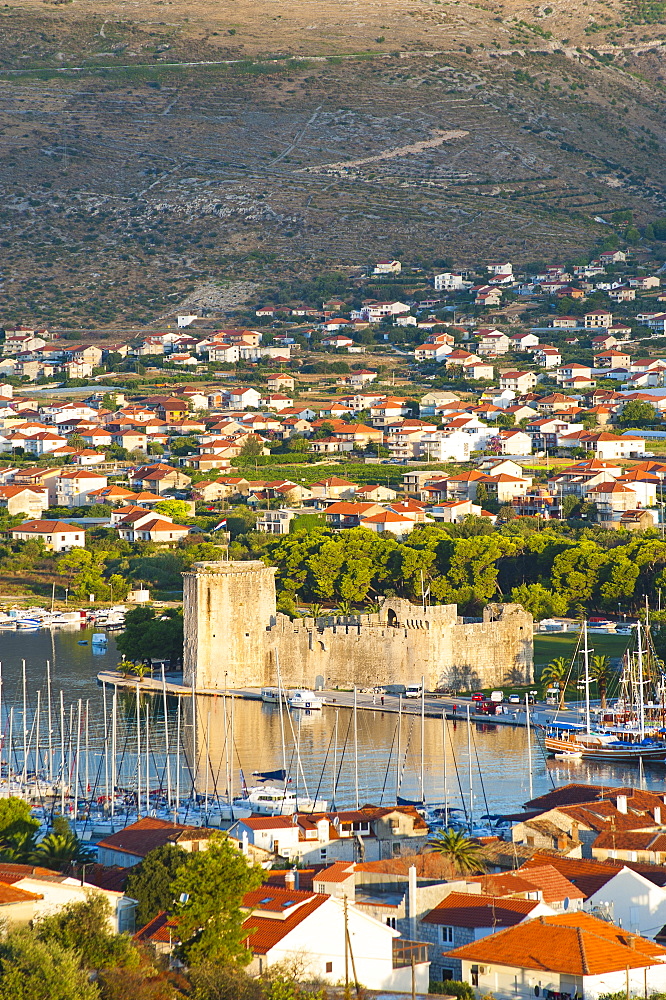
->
428 829 487 875
309 603 323 620
541 656 570 709
337 600 354 617
590 654 612 711
31 830 95 871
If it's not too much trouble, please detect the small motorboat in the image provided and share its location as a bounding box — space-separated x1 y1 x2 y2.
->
78 640 89 645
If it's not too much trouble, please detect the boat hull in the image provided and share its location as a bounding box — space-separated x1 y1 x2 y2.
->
545 736 666 761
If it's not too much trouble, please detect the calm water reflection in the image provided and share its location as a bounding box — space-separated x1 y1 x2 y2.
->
0 627 663 811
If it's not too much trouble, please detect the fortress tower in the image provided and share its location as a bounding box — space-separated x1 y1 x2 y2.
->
182 560 533 691
182 560 277 689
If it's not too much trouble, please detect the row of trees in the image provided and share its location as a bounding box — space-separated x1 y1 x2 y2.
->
237 522 666 616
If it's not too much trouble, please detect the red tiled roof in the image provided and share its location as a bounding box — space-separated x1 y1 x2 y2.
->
445 912 666 975
422 891 539 928
241 890 327 954
134 910 179 944
96 817 216 859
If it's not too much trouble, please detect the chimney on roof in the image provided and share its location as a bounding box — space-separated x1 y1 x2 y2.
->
617 794 628 815
409 864 418 940
285 867 299 891
655 806 662 825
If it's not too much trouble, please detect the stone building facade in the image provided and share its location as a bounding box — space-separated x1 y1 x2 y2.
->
182 560 533 692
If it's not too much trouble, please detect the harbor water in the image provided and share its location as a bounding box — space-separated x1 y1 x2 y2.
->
0 626 664 815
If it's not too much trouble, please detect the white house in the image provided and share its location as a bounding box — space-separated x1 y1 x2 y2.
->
10 520 85 552
56 469 108 508
241 885 430 992
434 273 469 291
586 866 666 941
373 259 401 275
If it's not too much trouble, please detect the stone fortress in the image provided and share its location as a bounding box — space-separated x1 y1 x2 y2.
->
182 560 534 692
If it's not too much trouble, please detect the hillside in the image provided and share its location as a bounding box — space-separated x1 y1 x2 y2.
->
0 0 664 327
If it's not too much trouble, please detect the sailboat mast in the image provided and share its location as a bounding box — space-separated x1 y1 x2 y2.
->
442 710 448 827
111 687 117 821
354 686 359 810
466 703 473 831
175 695 181 823
59 690 65 814
395 694 402 803
136 684 141 820
46 661 53 783
420 677 425 806
583 620 591 734
332 709 339 810
637 620 645 740
103 683 109 808
526 693 533 801
21 660 27 790
161 665 171 810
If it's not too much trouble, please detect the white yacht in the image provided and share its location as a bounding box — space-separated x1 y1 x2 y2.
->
232 784 328 816
288 690 324 711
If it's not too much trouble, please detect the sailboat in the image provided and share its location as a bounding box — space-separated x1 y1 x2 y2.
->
544 621 666 762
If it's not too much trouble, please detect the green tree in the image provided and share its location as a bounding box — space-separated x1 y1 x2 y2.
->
36 894 138 972
172 833 264 965
0 930 99 1000
126 844 190 928
541 656 571 709
31 822 95 870
153 500 193 523
510 583 567 620
239 435 265 459
116 607 184 665
427 829 487 874
619 400 658 427
0 797 40 862
287 437 311 453
188 964 262 1000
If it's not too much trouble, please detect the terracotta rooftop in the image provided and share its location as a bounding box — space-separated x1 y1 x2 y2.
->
445 912 666 975
96 817 216 859
520 853 666 896
471 865 585 904
422 891 539 928
241 888 327 954
134 910 179 945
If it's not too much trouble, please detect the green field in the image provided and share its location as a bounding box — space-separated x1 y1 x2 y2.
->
533 631 631 678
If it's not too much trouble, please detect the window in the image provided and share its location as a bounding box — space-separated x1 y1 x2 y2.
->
325 963 333 974
320 848 327 861
439 925 454 944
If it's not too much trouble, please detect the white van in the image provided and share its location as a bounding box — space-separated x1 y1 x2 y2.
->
490 690 504 703
405 683 423 699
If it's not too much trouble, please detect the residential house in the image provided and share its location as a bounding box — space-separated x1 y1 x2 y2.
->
446 911 666 1000
373 259 402 275
559 431 645 461
361 510 418 538
476 330 510 356
12 467 61 504
309 477 358 501
499 371 538 393
129 464 191 495
241 885 429 991
96 818 217 867
421 891 554 982
0 485 48 518
584 309 613 328
55 469 108 508
10 520 85 552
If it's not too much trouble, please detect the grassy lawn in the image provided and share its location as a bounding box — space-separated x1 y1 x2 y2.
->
534 631 631 677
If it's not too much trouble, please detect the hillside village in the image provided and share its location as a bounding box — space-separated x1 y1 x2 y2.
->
2 249 666 560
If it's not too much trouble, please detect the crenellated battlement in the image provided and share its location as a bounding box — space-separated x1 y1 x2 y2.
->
182 559 533 691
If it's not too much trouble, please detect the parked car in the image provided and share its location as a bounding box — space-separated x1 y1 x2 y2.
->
508 694 521 705
471 692 485 702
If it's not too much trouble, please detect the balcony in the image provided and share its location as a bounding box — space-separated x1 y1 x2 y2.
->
392 939 429 969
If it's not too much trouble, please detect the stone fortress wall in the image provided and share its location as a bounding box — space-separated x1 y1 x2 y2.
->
182 560 533 692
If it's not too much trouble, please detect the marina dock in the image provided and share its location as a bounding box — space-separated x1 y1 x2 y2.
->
96 670 564 728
